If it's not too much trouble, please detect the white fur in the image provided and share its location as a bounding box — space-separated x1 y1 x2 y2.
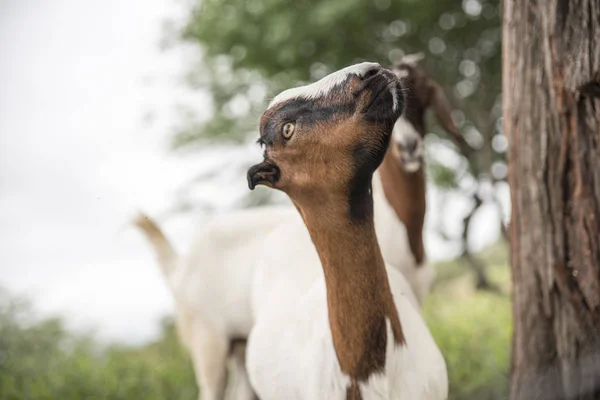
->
395 69 410 78
247 295 447 400
167 207 295 339
268 62 381 109
156 206 297 400
372 170 434 302
390 84 400 113
393 115 422 145
246 219 447 399
400 52 425 66
392 116 425 173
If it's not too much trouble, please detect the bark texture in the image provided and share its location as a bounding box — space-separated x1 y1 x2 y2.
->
503 0 600 399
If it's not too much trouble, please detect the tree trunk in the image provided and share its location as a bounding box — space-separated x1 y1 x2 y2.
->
503 1 600 399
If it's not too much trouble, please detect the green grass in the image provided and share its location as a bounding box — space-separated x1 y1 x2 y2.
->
424 241 511 400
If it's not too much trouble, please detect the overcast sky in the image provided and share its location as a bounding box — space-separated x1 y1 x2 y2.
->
0 0 509 345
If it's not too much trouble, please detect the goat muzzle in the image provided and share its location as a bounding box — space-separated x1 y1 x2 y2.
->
247 159 281 190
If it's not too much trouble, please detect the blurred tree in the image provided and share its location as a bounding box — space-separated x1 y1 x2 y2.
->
504 0 600 398
170 0 505 288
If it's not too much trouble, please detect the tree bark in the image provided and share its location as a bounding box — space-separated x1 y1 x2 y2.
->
503 1 600 399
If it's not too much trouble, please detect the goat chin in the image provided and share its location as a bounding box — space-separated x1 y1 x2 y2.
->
136 174 433 400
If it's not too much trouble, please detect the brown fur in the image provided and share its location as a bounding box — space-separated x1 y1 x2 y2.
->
373 61 465 265
378 145 427 265
299 200 405 375
346 381 363 400
393 61 464 145
250 68 406 391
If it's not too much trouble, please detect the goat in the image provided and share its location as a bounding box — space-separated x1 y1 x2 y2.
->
375 54 465 301
246 62 448 399
134 56 461 399
134 208 292 400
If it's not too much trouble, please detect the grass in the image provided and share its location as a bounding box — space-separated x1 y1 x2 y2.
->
425 241 512 400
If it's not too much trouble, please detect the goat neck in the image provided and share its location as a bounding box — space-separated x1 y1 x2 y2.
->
292 188 405 387
377 146 427 265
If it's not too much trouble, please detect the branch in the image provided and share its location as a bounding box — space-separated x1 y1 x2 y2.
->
461 192 502 293
491 189 509 242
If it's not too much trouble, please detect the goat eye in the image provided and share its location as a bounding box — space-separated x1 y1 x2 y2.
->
282 122 295 140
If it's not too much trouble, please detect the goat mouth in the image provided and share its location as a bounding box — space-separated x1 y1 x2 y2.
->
400 153 424 173
247 159 280 190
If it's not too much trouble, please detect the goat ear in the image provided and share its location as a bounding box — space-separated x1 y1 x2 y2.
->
428 80 473 155
399 52 425 66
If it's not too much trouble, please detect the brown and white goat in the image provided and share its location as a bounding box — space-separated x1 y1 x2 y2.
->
134 55 462 400
374 54 467 301
245 61 447 399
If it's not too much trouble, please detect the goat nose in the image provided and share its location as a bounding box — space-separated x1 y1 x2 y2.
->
403 138 418 153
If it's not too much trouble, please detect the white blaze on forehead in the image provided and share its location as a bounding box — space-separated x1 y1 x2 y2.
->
268 62 381 109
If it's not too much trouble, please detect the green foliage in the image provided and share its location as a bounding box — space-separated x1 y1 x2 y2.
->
0 289 196 400
424 242 511 400
428 160 460 190
175 0 502 150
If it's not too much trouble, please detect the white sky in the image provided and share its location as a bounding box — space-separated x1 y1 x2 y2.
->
0 0 509 344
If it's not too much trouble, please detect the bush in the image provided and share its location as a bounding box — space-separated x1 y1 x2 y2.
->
0 289 197 400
